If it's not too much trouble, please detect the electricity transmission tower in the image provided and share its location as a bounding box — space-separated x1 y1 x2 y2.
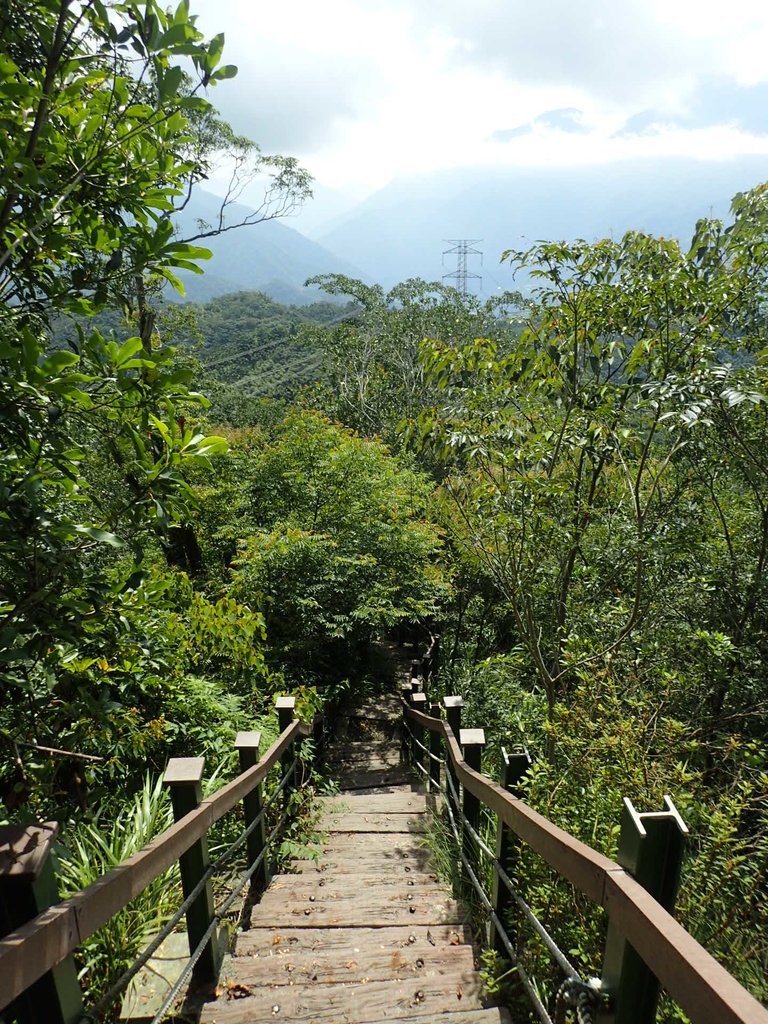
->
442 239 483 295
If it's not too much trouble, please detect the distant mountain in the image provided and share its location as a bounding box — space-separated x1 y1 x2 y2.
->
169 189 367 304
314 157 768 292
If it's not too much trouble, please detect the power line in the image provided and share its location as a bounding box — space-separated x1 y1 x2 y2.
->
442 239 483 296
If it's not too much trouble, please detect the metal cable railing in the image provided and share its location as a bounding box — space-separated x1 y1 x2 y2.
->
149 807 290 1024
82 753 299 1023
404 704 593 1024
440 756 554 1024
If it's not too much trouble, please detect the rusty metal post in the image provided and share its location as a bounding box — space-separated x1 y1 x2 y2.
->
491 746 532 954
235 731 269 895
163 758 219 982
599 796 688 1024
428 702 442 792
460 728 486 901
0 823 83 1024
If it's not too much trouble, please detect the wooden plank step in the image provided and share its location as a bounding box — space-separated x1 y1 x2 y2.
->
319 812 426 833
327 748 405 769
288 832 431 871
254 885 465 928
228 939 476 986
334 766 415 790
198 974 487 1022
358 1012 512 1024
264 873 442 896
317 791 427 814
236 925 472 958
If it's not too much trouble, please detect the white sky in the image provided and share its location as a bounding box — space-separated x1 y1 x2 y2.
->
195 0 768 194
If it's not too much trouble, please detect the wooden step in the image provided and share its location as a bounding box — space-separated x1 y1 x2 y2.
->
253 880 466 928
317 790 427 814
288 832 432 874
198 974 488 1022
334 765 415 790
327 743 405 768
319 812 426 833
229 936 475 986
236 924 472 958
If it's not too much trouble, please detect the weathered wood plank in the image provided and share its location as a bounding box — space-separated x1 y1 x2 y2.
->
265 873 441 896
334 767 415 790
329 750 405 771
317 792 426 814
198 974 487 1022
253 887 467 928
235 925 471 958
354 1012 512 1024
229 941 476 986
319 813 426 833
287 834 433 874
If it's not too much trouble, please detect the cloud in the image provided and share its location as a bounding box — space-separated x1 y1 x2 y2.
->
615 78 768 138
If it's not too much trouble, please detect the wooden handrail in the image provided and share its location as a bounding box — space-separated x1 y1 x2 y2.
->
0 718 309 1012
403 703 768 1024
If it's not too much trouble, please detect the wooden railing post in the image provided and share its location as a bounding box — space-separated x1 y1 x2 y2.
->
163 757 219 982
234 731 269 895
443 695 464 824
411 692 427 777
428 702 442 792
460 728 486 900
599 796 688 1024
491 746 532 954
0 823 83 1024
276 695 297 799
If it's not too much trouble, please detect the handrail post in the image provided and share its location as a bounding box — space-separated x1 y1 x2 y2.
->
460 728 486 901
443 695 464 826
276 696 297 800
428 702 442 792
599 796 688 1024
0 823 83 1024
399 681 413 763
491 746 532 953
235 731 269 895
163 757 219 982
411 692 427 778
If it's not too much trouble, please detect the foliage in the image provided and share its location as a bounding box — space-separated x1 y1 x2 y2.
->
227 409 449 683
417 212 768 736
0 0 309 815
56 774 179 1006
302 274 524 447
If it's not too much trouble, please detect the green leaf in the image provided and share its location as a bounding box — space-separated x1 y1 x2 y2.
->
74 526 124 548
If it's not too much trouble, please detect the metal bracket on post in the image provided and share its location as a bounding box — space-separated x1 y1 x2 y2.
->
411 692 427 777
491 746 532 953
163 758 220 983
276 696 297 799
0 822 83 1024
460 728 486 901
599 795 689 1024
234 731 269 895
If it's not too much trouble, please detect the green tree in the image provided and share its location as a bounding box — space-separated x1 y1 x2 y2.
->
419 210 768 732
224 410 449 682
303 274 523 446
0 0 306 812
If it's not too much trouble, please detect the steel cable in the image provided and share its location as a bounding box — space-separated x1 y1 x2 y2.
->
83 755 298 1022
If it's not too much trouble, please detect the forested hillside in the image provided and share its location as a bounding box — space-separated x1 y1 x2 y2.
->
1 1 767 1019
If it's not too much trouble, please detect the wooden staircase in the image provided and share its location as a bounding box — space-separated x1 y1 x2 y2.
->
196 688 511 1023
